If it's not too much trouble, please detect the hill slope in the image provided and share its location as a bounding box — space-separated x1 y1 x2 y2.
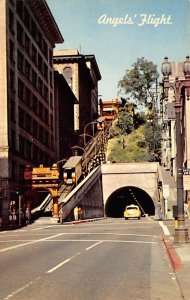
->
106 125 149 163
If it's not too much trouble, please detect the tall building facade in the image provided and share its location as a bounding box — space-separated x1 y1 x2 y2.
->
54 71 78 161
0 0 63 224
161 60 190 204
53 49 101 135
161 62 186 177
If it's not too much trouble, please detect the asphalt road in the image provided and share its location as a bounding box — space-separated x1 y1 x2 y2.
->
0 217 184 300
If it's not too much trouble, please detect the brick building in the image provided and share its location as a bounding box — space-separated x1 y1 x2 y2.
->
0 0 63 224
54 71 78 161
53 49 101 136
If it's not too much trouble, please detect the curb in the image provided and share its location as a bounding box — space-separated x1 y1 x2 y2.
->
162 235 182 271
63 217 106 225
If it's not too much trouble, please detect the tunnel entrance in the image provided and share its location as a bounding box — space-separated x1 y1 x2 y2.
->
105 186 155 217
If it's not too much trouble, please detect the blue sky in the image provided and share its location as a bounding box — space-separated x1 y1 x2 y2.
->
47 0 190 99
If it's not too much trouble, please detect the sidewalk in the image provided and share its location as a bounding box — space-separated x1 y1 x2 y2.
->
162 219 190 300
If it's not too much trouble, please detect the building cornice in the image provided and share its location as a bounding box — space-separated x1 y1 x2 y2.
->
27 0 64 45
84 55 102 81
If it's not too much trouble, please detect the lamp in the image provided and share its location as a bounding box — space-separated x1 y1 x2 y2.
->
184 55 190 100
161 57 171 98
161 56 190 243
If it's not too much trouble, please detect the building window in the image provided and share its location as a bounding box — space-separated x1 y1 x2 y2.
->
49 70 53 87
25 114 31 133
43 63 48 81
50 92 53 108
25 87 31 106
32 45 37 64
9 9 14 32
25 60 31 81
32 69 37 88
25 33 30 54
39 125 44 143
49 48 52 66
10 0 14 6
44 130 49 147
43 40 48 59
10 130 16 150
19 135 25 155
50 134 54 150
19 107 25 128
26 140 31 159
44 108 48 124
33 120 38 138
39 149 43 164
32 145 39 163
50 114 53 130
63 67 72 86
17 21 23 45
44 85 48 102
10 69 15 91
18 79 24 100
9 40 14 62
31 18 37 40
32 95 38 115
11 100 15 122
23 6 30 30
38 53 43 73
17 50 24 72
16 0 23 18
37 30 42 49
38 78 43 95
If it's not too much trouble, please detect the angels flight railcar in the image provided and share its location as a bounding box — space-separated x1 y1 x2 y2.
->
63 156 83 185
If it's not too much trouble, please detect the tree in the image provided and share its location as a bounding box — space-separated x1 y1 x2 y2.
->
143 122 162 162
118 57 159 108
117 110 133 134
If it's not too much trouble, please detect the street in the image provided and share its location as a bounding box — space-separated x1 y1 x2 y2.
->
0 217 184 300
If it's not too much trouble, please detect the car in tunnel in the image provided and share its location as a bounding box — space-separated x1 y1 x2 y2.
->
124 204 141 220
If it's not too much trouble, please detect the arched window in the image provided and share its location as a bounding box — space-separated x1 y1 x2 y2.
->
63 67 72 87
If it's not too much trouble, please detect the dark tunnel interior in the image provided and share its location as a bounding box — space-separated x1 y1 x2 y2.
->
105 186 155 218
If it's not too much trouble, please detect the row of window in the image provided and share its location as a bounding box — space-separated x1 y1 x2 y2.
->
17 48 51 84
19 107 50 148
9 72 53 124
10 129 54 166
18 64 53 108
9 2 52 63
10 100 53 149
19 78 52 121
9 37 52 89
10 71 52 114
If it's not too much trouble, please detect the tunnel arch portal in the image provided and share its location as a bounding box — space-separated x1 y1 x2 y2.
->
105 186 155 218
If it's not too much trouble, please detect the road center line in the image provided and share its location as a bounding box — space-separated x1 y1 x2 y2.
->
47 252 81 274
47 258 71 273
0 233 64 253
85 241 103 251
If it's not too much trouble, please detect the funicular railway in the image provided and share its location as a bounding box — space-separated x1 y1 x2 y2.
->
23 120 110 222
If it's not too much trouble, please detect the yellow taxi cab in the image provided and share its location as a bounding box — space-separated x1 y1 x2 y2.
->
124 204 141 220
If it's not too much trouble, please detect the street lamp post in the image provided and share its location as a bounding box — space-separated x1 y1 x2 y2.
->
71 145 86 156
161 56 190 243
84 121 97 144
79 133 95 146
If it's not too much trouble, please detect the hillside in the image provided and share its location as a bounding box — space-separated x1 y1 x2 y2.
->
106 125 149 163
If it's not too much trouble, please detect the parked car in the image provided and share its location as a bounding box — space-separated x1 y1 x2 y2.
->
124 204 141 220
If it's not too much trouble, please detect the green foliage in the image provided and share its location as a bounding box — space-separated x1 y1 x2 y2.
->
118 57 159 107
117 110 133 134
143 122 162 161
107 123 162 163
